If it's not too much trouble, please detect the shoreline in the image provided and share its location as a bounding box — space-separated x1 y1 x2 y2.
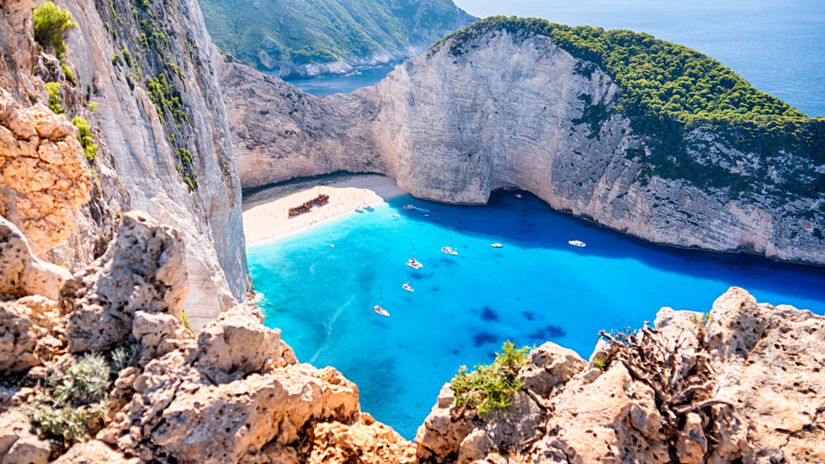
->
242 173 407 246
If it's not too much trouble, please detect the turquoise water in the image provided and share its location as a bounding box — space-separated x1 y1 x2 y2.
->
284 62 401 97
289 1 825 117
248 192 825 439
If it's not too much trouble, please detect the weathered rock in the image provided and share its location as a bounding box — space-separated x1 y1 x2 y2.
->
308 413 417 464
196 302 286 374
0 216 71 300
516 341 586 398
52 440 137 464
0 88 92 255
0 409 54 464
61 211 188 352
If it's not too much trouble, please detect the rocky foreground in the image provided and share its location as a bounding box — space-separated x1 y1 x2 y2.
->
2 211 823 463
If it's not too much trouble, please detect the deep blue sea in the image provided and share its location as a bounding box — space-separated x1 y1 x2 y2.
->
248 192 825 438
288 0 825 117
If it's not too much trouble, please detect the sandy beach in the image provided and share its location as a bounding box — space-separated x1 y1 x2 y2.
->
242 174 407 246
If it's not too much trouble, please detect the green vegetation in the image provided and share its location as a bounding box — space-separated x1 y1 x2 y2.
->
33 2 77 59
28 354 110 442
71 116 98 162
197 0 475 72
61 64 75 84
450 341 529 416
438 17 825 198
181 311 193 334
592 358 607 371
44 82 64 114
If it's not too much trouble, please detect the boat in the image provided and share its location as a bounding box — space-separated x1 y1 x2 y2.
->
406 258 423 270
364 205 374 211
490 243 504 248
402 283 414 292
373 305 390 317
416 207 431 213
402 204 416 210
355 207 365 213
393 214 401 218
568 240 587 248
514 193 523 199
441 246 458 256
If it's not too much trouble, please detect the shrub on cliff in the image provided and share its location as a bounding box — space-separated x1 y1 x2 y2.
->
33 1 77 60
29 353 111 441
451 341 529 416
71 116 98 162
45 81 64 114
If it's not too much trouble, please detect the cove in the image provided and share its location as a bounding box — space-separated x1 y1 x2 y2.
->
247 192 825 439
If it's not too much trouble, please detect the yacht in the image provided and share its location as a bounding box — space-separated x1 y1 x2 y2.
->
373 305 390 317
406 258 423 270
568 240 587 248
441 246 458 256
490 243 504 248
402 283 414 292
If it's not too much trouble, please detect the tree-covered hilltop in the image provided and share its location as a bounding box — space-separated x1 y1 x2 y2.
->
437 17 825 198
198 0 475 75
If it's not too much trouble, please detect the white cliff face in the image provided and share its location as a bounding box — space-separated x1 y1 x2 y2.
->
56 0 248 327
223 28 825 266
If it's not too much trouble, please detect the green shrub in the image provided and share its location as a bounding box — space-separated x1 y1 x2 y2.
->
122 48 132 67
181 311 194 334
44 81 64 114
33 2 77 60
61 64 75 84
111 53 122 66
450 341 529 416
88 101 97 112
71 116 97 162
28 354 111 442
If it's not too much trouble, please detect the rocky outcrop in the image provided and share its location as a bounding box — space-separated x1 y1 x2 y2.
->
414 287 825 463
222 25 825 266
0 210 414 463
0 0 249 328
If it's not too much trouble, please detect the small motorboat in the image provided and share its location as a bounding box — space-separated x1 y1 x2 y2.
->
402 204 416 210
568 240 587 248
416 207 431 213
514 193 523 199
329 244 335 248
373 305 390 317
441 246 458 256
406 258 423 270
364 205 374 211
393 214 401 218
490 243 504 248
355 207 366 213
402 283 414 292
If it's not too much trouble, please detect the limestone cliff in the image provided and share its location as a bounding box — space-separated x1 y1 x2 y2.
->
0 0 249 327
222 21 825 266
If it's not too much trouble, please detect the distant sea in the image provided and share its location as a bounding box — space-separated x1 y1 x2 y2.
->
249 193 825 438
288 0 825 117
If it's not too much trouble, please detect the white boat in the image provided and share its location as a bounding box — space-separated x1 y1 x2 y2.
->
441 246 458 256
406 258 423 270
402 204 416 210
364 205 374 211
568 240 587 248
355 207 365 213
490 243 504 248
514 193 523 199
402 283 414 292
373 305 390 317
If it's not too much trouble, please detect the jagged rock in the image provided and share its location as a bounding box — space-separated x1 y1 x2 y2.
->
0 302 38 374
52 440 137 464
516 342 586 398
0 409 54 464
415 287 825 464
196 302 286 373
0 89 92 254
0 216 71 300
308 413 417 464
61 211 188 352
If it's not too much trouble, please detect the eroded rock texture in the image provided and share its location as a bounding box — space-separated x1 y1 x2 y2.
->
415 287 825 464
223 26 825 266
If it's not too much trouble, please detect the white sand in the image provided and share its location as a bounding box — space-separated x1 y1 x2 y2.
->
242 174 406 246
